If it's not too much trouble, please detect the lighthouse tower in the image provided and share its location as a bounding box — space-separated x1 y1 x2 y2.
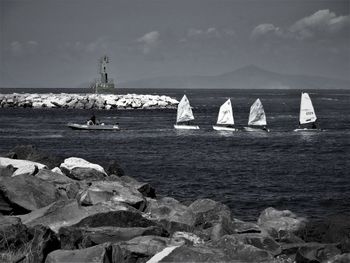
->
93 55 115 93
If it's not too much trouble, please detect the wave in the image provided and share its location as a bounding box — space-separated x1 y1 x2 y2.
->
320 97 339 101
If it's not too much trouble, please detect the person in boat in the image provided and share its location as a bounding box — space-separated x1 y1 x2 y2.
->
87 114 97 125
262 126 268 131
312 121 318 129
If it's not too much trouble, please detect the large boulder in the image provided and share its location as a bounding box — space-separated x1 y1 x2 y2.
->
0 157 46 177
35 169 75 184
0 165 16 177
299 215 350 253
258 207 307 239
189 198 232 228
211 235 274 262
295 243 341 263
327 253 350 263
35 169 81 199
59 225 167 249
0 174 64 215
118 236 175 259
60 157 107 181
119 176 156 198
45 243 112 263
153 245 226 263
4 145 62 169
230 233 281 256
186 199 237 241
230 218 262 234
145 197 196 234
78 180 146 210
19 199 136 232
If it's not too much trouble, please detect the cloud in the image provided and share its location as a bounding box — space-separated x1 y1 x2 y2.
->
137 31 160 54
10 40 39 56
251 24 282 40
251 9 350 41
10 41 23 55
181 27 235 43
289 9 350 40
187 27 222 39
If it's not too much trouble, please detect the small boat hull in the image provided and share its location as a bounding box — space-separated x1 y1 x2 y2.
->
213 125 237 131
294 128 321 132
244 127 270 132
174 124 200 130
67 123 120 131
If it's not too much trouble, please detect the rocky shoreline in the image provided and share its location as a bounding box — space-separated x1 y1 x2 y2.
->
0 93 179 110
0 145 349 263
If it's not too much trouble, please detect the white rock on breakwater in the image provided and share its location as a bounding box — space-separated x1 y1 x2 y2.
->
0 93 179 110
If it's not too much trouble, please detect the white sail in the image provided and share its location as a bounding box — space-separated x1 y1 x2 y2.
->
217 99 234 125
299 92 317 124
248 98 267 126
176 95 195 123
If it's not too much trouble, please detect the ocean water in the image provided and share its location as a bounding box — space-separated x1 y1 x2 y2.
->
0 89 349 221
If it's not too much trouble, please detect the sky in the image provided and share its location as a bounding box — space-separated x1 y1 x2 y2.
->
0 0 349 88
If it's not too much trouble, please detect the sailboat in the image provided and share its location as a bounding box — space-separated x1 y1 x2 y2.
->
174 95 200 130
294 92 319 131
244 98 269 132
213 99 237 131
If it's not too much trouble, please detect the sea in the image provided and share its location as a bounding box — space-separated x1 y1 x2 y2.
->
0 88 349 222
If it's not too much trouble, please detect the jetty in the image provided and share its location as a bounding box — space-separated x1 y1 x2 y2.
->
0 93 178 110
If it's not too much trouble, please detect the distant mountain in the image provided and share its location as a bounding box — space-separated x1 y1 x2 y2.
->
119 65 350 89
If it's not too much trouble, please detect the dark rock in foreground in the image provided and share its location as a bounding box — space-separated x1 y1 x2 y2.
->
0 174 64 215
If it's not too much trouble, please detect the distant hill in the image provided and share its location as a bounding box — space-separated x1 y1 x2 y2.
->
119 65 350 89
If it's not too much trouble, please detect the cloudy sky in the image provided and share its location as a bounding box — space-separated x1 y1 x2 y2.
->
0 0 349 88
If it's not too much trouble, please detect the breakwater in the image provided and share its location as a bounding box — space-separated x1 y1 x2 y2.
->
0 93 179 109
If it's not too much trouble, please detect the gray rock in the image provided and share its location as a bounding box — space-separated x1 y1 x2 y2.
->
35 169 81 199
59 226 167 249
78 180 146 210
157 245 227 263
45 243 112 263
0 174 64 215
145 197 196 234
19 199 136 232
295 243 341 263
327 253 350 263
300 216 350 253
230 233 281 256
258 207 307 239
189 198 232 228
120 175 156 198
211 235 274 262
62 167 106 181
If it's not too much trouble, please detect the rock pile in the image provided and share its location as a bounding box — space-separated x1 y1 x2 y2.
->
0 145 349 262
0 93 179 110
